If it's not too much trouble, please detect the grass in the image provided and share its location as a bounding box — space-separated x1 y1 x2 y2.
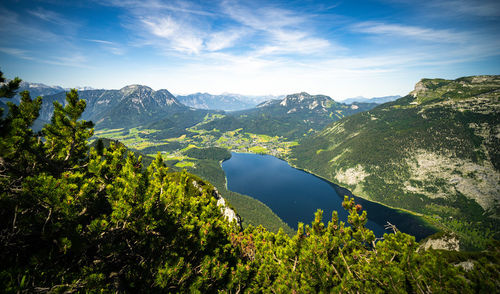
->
249 146 268 153
175 161 195 168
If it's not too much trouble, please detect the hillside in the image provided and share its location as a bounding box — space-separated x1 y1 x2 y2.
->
290 75 500 249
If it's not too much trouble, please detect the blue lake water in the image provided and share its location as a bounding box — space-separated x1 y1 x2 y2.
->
222 152 436 241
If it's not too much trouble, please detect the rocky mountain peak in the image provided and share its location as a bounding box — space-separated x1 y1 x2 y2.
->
119 84 153 96
410 80 429 98
409 75 500 103
279 92 334 110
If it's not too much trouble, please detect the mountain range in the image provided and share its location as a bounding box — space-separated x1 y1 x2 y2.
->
32 85 378 141
176 93 283 111
0 81 94 104
36 85 188 130
341 95 401 104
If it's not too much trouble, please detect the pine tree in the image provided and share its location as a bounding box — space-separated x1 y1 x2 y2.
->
0 70 21 99
43 89 94 174
0 90 43 190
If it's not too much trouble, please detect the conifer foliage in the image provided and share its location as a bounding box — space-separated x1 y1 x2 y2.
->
0 72 498 292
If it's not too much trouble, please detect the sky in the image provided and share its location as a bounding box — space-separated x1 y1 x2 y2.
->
0 0 499 99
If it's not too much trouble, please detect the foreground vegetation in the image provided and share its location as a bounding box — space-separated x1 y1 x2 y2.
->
2 72 498 292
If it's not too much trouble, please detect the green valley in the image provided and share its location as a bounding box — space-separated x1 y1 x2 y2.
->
87 92 376 235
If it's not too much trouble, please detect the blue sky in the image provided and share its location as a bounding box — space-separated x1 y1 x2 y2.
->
1 0 499 99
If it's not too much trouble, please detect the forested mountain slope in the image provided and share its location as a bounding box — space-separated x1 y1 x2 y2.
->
290 75 500 249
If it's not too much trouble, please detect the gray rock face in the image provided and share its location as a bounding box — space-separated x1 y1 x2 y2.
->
216 196 241 225
419 233 460 251
455 260 474 272
191 180 241 227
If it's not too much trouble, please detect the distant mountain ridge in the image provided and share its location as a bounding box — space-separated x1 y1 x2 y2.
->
0 81 97 104
176 93 283 111
341 95 401 104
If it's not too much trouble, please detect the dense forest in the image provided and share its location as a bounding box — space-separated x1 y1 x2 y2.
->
1 72 498 292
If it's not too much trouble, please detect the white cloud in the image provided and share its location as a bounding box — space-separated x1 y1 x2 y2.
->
101 0 335 57
0 8 59 42
141 16 204 54
206 30 245 51
85 39 126 55
85 39 115 45
142 17 179 39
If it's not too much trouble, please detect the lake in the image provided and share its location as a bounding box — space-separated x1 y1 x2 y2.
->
222 152 436 241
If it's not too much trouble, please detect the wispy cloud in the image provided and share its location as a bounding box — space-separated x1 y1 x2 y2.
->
141 16 204 54
442 0 500 17
85 39 115 45
222 1 334 56
391 0 500 17
104 0 334 57
101 0 216 16
0 7 90 67
85 39 126 55
28 7 72 25
0 7 59 42
0 47 35 60
0 46 90 68
205 30 246 51
352 22 469 43
45 53 90 68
